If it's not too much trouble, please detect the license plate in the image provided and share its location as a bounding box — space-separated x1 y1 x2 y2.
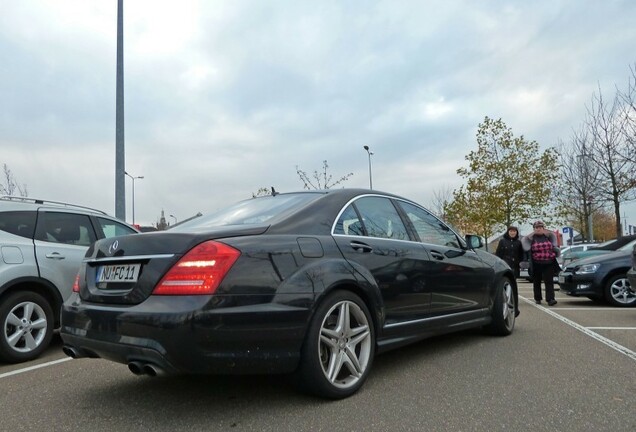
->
96 263 141 283
558 275 565 284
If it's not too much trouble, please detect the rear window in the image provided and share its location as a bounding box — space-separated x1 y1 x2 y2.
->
0 211 37 238
173 193 321 230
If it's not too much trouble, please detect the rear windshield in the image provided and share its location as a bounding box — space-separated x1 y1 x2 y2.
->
172 193 322 231
0 211 37 238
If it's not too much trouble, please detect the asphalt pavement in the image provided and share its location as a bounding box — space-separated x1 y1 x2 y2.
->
1 280 634 432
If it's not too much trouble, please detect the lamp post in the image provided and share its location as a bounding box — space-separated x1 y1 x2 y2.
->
124 171 144 224
169 214 177 225
363 145 373 189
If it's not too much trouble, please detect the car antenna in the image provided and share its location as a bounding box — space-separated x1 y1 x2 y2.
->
271 187 279 196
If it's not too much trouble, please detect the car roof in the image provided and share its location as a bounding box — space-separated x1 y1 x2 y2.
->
0 196 109 216
591 235 636 251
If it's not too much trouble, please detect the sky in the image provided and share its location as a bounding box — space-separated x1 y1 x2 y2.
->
2 0 636 230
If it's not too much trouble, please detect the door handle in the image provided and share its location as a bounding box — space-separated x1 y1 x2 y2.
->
430 251 445 260
45 252 66 260
350 241 373 253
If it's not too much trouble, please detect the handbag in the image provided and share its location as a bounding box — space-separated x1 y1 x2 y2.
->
552 258 562 275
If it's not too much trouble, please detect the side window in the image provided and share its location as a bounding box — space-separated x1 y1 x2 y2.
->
35 212 97 247
354 197 409 240
398 201 460 248
97 217 137 238
334 205 365 236
0 211 37 239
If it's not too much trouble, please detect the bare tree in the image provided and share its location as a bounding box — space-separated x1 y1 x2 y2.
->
296 160 353 190
429 185 453 221
618 63 636 159
0 164 28 197
585 85 636 237
555 129 603 241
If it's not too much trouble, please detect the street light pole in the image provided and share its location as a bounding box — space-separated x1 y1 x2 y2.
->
124 171 144 224
363 145 373 189
169 214 177 225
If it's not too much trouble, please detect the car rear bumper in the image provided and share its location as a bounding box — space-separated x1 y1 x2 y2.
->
60 293 311 375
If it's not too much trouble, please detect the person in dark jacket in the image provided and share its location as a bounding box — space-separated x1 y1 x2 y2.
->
521 220 560 306
496 226 523 318
495 226 524 278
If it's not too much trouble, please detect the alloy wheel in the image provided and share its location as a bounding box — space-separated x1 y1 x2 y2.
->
608 277 636 306
3 301 48 353
318 300 372 389
502 280 515 330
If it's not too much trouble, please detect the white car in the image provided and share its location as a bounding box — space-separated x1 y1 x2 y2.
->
558 243 599 267
0 196 139 363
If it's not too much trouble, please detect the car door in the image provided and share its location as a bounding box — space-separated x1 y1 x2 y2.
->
332 195 433 325
34 211 98 302
395 200 492 315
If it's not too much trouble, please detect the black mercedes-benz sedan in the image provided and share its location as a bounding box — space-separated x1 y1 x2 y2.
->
61 189 516 398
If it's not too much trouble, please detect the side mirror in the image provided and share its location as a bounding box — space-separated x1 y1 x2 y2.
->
465 234 483 250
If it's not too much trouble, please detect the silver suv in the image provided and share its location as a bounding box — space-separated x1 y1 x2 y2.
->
0 196 138 363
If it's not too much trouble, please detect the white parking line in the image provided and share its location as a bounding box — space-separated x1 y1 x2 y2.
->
520 296 636 362
0 357 72 380
548 307 633 311
587 327 636 330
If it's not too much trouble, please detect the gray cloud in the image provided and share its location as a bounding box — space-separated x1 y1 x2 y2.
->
2 0 636 226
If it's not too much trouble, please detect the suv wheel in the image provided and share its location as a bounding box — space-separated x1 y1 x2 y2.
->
0 291 54 363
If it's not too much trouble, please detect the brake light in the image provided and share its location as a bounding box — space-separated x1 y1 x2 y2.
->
153 240 240 295
73 273 80 293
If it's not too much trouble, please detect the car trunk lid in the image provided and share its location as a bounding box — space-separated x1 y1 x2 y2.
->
77 225 267 304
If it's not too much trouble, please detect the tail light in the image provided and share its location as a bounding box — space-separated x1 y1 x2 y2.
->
153 240 240 295
73 273 80 293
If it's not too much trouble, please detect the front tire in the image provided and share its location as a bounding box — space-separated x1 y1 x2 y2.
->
484 277 516 335
604 274 636 307
0 291 54 363
297 290 375 399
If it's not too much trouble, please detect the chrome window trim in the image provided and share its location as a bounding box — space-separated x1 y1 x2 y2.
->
331 193 468 250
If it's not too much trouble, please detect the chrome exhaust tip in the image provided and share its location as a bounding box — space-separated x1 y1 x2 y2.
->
62 345 84 359
127 361 145 375
142 363 166 377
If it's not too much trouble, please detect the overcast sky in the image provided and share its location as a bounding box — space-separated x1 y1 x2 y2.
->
2 0 636 230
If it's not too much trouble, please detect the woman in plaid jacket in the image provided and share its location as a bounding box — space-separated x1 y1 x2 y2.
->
521 220 560 306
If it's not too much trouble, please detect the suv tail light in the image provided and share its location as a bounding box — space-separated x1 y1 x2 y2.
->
73 273 80 293
153 240 240 295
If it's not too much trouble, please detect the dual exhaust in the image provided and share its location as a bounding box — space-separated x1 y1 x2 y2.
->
127 361 166 377
63 345 165 377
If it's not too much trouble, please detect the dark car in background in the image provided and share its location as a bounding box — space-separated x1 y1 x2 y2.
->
61 189 517 399
625 244 636 296
562 235 636 267
559 249 636 307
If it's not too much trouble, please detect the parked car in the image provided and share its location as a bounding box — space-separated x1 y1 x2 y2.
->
558 249 636 307
563 235 636 266
625 244 636 295
557 243 598 267
61 189 517 399
0 196 139 363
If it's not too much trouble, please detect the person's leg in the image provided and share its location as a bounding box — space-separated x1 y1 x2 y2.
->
532 262 543 303
543 264 556 305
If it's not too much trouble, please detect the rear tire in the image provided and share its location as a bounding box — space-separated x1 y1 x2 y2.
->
484 277 515 336
296 291 375 399
0 291 54 363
